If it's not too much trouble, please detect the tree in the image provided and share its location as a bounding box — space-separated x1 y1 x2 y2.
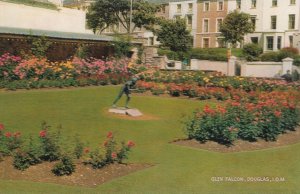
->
86 0 159 34
155 18 193 53
220 10 254 47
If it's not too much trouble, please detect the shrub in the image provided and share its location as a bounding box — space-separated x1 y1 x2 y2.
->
52 155 76 176
73 135 84 159
38 122 61 162
260 52 281 62
242 43 263 61
13 150 32 171
185 91 300 145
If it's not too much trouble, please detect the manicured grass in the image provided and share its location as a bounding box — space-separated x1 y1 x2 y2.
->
0 86 299 194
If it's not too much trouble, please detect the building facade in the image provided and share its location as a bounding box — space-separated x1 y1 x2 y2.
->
168 0 198 46
229 0 300 51
195 0 229 48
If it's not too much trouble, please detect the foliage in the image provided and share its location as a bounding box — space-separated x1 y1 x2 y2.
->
75 44 90 59
2 0 58 10
155 19 193 53
260 52 281 62
87 0 159 33
52 155 76 176
27 36 52 58
220 10 254 46
111 36 132 58
242 43 263 61
73 135 84 159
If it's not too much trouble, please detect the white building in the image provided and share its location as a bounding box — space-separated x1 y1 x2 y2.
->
228 0 300 52
168 0 198 47
0 1 89 34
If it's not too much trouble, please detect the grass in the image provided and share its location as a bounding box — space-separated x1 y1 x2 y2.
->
1 0 58 10
0 86 300 194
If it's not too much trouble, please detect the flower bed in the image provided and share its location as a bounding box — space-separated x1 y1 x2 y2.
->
0 53 132 90
184 91 299 145
0 122 135 176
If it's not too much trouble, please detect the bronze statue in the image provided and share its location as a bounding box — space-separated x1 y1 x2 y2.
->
112 77 138 109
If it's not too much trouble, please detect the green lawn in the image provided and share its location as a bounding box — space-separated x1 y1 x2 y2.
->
0 86 299 194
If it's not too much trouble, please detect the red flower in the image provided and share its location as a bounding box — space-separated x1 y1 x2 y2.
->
127 140 135 148
217 106 226 114
107 131 113 138
274 111 282 118
5 132 12 138
39 130 47 138
84 147 90 154
0 123 4 131
203 105 215 115
111 152 117 159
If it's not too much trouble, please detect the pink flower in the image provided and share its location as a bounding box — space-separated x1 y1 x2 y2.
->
0 123 4 131
5 132 12 138
107 131 113 138
127 140 135 148
39 130 47 138
111 152 117 159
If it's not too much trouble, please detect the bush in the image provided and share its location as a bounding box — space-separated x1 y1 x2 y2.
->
242 43 263 61
185 91 300 145
52 155 76 176
38 122 61 162
260 52 281 62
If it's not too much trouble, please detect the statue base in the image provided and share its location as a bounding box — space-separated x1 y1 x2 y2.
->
109 107 143 117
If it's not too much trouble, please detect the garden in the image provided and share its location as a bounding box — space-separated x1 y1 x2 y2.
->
0 51 300 193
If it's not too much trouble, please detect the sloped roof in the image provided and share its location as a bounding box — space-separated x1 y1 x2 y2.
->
0 26 114 41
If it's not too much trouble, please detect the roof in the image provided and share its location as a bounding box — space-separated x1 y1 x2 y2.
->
0 26 114 42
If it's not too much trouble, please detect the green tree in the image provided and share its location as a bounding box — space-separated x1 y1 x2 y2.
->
155 18 193 53
220 10 254 47
87 0 159 34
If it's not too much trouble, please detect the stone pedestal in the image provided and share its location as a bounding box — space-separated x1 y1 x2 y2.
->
108 108 143 117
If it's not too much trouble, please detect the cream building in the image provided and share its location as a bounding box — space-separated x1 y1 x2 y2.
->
228 0 300 51
168 0 198 46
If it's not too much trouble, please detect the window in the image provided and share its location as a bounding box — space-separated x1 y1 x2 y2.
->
187 15 192 29
204 2 210 11
289 36 294 47
272 0 277 7
203 38 210 48
251 37 259 44
203 19 209 33
216 38 225 48
271 16 277 29
216 18 223 32
218 1 224 11
290 0 296 5
266 36 274 50
177 4 181 13
188 3 193 12
289 14 296 29
251 0 257 8
250 16 256 30
236 0 241 9
277 36 282 50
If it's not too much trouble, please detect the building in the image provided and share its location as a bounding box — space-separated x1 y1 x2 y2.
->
168 0 198 46
195 0 229 48
0 1 114 60
228 0 300 52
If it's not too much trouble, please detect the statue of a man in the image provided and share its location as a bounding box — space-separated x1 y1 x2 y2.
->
112 77 138 108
